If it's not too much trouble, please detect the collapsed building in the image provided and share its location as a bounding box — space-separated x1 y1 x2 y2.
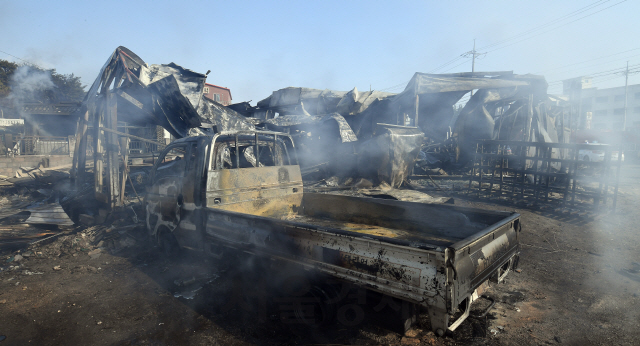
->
72 47 255 208
72 46 569 211
240 71 567 179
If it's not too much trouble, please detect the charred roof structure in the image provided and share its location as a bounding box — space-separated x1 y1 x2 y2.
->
240 71 564 186
73 46 256 208
82 47 253 139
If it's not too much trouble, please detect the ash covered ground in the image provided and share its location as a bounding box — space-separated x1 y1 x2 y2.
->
1 165 640 346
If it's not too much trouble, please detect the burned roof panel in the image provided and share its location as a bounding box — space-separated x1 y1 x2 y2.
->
399 72 529 96
83 46 254 138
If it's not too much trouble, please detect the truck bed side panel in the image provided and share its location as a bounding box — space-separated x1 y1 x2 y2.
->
204 207 448 308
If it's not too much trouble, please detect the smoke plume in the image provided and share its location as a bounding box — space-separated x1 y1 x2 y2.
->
9 65 56 136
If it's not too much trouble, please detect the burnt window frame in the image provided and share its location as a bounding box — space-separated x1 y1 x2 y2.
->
208 133 295 171
151 143 189 182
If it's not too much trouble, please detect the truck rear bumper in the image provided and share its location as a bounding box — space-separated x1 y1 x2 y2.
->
433 249 519 335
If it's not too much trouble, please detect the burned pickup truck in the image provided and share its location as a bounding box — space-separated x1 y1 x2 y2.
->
144 130 521 336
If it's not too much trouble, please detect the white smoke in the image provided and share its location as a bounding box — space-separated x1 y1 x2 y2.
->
9 65 56 136
10 65 55 97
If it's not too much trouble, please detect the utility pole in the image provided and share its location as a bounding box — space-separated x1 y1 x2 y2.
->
472 39 477 72
462 40 486 96
462 39 485 73
618 61 639 131
623 61 629 131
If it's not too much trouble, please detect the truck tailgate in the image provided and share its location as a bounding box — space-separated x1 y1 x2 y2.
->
448 213 521 309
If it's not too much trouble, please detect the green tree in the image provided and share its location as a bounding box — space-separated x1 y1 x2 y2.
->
0 59 18 98
0 59 86 102
50 71 85 102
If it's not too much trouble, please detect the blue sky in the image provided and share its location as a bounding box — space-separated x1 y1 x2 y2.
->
1 0 638 104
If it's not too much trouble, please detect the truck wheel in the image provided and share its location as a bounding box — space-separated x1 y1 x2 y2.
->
292 285 338 327
157 228 180 257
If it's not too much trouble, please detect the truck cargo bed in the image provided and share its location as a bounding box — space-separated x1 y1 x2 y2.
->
282 214 462 246
284 193 515 249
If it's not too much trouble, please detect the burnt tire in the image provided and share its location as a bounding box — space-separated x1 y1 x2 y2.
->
291 285 339 327
157 228 180 257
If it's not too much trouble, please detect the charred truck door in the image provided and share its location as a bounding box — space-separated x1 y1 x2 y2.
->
204 133 302 218
146 139 205 251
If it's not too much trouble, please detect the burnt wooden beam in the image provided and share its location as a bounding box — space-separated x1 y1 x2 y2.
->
105 93 120 208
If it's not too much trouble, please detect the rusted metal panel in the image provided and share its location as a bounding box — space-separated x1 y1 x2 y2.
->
206 165 303 217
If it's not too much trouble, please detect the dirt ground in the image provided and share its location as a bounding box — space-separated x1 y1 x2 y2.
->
1 165 640 345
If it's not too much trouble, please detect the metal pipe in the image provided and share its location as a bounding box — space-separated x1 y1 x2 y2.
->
100 127 165 147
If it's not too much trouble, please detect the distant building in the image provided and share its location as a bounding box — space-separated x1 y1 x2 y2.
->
203 83 232 106
563 76 640 131
562 76 592 95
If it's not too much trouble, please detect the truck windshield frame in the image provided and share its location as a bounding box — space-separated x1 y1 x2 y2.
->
208 131 297 171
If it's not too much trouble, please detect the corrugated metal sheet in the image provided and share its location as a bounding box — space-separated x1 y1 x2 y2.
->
26 203 74 226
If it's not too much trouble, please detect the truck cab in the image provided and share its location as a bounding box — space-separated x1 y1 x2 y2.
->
145 131 300 251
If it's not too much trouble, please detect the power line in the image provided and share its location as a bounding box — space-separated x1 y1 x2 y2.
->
547 72 637 91
442 58 472 73
478 0 609 51
381 57 471 91
542 53 640 81
589 64 640 78
546 62 640 85
382 1 628 93
428 56 465 74
0 49 31 64
484 0 628 53
380 82 406 92
420 1 626 87
592 74 628 85
546 63 640 95
535 47 640 74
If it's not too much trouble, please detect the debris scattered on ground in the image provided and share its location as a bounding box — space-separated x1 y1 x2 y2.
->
399 336 420 345
25 202 74 226
360 186 453 204
404 329 420 338
87 248 102 259
172 274 220 300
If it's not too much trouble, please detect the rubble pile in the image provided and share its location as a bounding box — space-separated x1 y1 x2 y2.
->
32 223 141 259
0 163 145 257
1 221 145 280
